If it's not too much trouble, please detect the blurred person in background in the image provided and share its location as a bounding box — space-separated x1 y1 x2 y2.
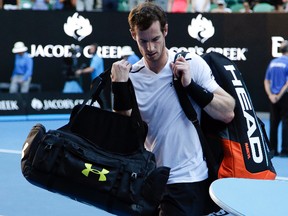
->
31 0 49 10
9 41 34 93
191 0 211 12
269 0 285 12
75 0 93 11
264 40 288 157
62 45 83 93
0 0 19 9
148 0 169 11
75 43 104 81
167 0 192 12
128 0 144 11
75 43 110 109
102 0 118 11
211 0 232 13
121 46 140 65
240 1 253 13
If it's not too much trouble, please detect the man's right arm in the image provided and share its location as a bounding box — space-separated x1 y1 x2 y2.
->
264 79 278 104
111 59 133 116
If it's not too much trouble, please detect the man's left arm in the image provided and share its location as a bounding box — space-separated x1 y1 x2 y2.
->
203 87 235 124
172 55 235 124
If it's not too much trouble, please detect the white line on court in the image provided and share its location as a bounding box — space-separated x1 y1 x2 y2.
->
276 176 288 181
0 148 21 154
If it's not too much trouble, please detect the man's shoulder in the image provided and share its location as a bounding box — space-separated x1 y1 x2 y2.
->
130 59 145 74
169 49 200 61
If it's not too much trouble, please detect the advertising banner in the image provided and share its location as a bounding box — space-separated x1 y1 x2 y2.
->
0 11 287 115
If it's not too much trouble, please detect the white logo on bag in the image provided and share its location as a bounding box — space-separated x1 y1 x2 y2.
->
21 142 29 159
224 65 264 164
64 12 92 41
188 14 215 43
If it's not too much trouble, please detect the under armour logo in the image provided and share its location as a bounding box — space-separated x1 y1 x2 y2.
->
82 163 109 181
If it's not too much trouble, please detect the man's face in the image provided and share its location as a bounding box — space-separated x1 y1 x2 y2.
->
88 45 96 55
131 21 167 64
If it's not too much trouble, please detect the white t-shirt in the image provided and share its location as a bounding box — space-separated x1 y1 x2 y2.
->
129 49 219 184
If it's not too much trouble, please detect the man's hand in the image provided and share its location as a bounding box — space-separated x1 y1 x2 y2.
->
170 56 191 87
269 94 278 104
75 69 82 76
111 59 132 82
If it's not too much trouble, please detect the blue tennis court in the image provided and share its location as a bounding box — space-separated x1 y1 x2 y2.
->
0 115 287 216
0 118 114 216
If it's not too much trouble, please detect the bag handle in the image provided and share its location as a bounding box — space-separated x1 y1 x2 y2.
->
60 68 147 145
91 68 145 130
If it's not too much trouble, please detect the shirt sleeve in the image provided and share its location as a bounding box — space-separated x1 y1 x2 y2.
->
23 55 33 81
189 53 219 93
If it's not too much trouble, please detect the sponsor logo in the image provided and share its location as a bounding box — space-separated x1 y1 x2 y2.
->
224 65 263 163
170 46 248 61
20 13 287 62
186 14 249 61
64 12 92 41
30 44 123 59
0 100 19 110
188 14 215 43
271 36 287 57
82 163 109 182
31 98 84 111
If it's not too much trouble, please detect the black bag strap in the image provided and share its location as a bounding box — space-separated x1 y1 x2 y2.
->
173 52 218 179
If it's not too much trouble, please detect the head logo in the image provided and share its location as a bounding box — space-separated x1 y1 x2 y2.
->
31 98 43 110
82 163 109 181
64 12 92 41
188 14 215 43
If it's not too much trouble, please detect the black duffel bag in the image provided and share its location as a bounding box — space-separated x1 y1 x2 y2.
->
21 69 170 216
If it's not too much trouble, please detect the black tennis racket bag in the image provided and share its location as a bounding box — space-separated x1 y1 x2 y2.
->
174 51 276 180
21 69 170 216
201 52 276 179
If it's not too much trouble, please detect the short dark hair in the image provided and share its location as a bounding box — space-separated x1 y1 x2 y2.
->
128 2 167 33
280 40 288 53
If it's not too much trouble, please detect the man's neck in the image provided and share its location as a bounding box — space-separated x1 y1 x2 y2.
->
146 48 169 74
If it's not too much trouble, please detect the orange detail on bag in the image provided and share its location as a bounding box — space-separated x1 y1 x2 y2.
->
218 139 276 180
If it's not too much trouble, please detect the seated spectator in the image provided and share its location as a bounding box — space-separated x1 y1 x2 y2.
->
154 0 169 11
76 0 93 11
62 0 76 10
102 0 118 11
51 0 76 10
31 0 49 10
167 0 191 13
128 0 144 11
211 0 232 13
240 1 253 12
0 0 19 10
191 0 211 12
51 0 64 10
273 0 285 12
